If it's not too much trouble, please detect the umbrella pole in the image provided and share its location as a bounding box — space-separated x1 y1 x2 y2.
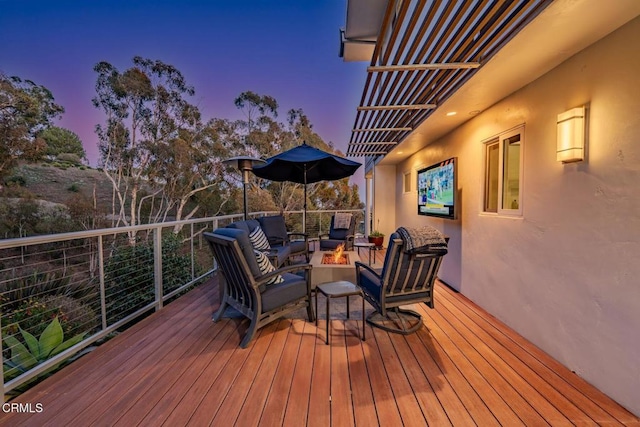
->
303 184 307 234
303 165 307 234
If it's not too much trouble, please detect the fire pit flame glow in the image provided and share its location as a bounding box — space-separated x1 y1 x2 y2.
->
321 243 349 265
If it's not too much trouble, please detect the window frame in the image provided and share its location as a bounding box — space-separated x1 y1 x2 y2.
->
403 170 412 194
482 125 524 217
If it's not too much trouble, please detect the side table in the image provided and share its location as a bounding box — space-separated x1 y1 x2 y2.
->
354 242 375 265
315 280 365 345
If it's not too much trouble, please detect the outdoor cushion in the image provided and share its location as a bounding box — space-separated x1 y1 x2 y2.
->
319 239 346 250
212 227 261 278
249 226 271 251
289 240 307 255
269 245 291 267
380 232 400 278
330 228 348 240
357 267 382 300
261 272 308 312
227 219 261 234
258 216 288 246
254 250 283 286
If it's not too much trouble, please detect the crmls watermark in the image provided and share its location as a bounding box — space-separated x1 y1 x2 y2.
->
2 402 44 413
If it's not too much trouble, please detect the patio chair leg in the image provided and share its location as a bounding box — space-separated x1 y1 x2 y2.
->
212 300 229 322
307 299 316 322
240 317 259 348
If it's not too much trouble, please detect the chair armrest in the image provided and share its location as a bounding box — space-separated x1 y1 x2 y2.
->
264 249 286 268
255 263 312 287
318 233 329 240
268 237 286 246
287 232 308 241
355 261 381 279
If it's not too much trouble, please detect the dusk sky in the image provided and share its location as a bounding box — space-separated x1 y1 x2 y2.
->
1 0 368 188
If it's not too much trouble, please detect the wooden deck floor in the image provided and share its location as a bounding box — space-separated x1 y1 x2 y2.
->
2 274 638 426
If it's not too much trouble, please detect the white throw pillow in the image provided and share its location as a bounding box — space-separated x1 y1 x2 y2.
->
249 226 271 251
254 250 284 286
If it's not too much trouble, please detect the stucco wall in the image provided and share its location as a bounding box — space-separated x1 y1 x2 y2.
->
393 17 640 415
372 165 396 241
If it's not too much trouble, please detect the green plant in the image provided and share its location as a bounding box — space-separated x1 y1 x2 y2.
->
56 152 82 165
0 270 97 311
67 183 81 192
103 234 193 323
3 317 86 382
2 294 97 340
5 175 26 186
369 230 384 237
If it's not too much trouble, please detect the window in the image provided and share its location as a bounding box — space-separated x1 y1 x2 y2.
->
403 171 412 193
483 126 523 215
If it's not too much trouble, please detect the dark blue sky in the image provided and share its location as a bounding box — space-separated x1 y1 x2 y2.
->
1 0 367 186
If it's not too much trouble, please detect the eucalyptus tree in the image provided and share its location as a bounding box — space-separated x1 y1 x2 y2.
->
92 57 225 240
0 73 64 184
147 114 233 231
231 94 362 217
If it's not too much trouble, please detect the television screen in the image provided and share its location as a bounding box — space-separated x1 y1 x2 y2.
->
417 157 456 219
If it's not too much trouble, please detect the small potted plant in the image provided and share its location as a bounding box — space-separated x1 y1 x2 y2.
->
368 230 385 247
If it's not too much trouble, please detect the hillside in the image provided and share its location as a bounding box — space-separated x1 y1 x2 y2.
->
11 163 114 209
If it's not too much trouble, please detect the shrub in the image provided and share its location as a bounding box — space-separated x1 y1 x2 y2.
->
5 175 26 186
104 241 154 323
2 295 98 339
41 295 99 337
56 153 82 165
67 183 81 192
0 270 98 312
103 234 193 323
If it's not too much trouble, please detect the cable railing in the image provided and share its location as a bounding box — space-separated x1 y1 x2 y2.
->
0 208 363 399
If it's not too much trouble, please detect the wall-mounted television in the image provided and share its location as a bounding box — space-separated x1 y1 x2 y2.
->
417 157 456 219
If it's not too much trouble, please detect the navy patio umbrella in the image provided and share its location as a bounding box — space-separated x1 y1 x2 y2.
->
252 142 361 230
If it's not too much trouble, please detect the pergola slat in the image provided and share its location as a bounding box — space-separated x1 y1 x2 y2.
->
347 0 554 158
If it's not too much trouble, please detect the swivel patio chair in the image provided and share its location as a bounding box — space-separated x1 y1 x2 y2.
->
204 228 315 348
319 213 356 251
355 227 448 334
258 215 309 262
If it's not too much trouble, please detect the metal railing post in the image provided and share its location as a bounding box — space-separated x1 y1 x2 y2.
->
98 235 107 330
190 223 195 280
154 227 163 311
1 306 5 403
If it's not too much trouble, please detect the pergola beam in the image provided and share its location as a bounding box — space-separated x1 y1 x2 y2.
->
352 127 412 132
347 152 388 156
368 62 480 72
349 141 398 145
357 103 436 111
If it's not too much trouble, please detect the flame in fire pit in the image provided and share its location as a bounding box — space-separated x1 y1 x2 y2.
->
321 243 349 265
334 243 345 263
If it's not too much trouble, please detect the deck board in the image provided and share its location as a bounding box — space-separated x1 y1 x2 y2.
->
424 304 558 425
435 284 637 424
2 277 638 426
434 287 598 423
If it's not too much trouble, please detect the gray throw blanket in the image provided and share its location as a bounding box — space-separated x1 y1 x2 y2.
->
397 226 448 255
334 212 352 230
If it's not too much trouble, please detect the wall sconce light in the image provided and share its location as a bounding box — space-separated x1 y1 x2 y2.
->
557 106 586 163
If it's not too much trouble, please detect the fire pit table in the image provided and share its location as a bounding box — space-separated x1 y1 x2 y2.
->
309 250 360 289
